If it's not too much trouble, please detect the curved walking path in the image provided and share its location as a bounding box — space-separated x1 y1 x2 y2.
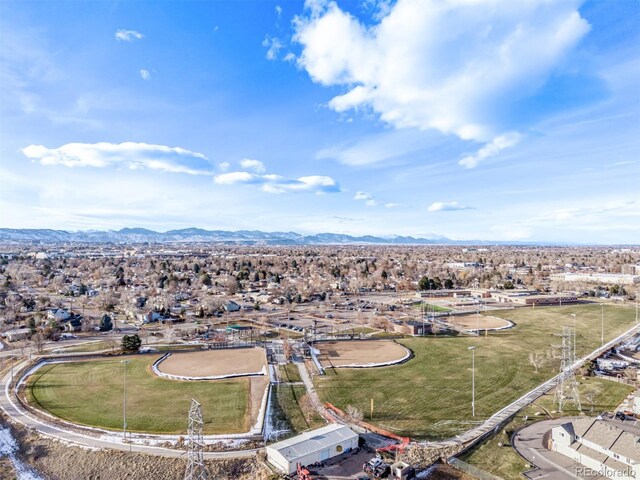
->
0 363 261 459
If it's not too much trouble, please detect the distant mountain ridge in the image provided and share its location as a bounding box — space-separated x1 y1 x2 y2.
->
0 227 574 246
0 227 454 245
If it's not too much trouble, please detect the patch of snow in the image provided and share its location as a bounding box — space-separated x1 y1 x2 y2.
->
0 427 45 480
416 464 436 479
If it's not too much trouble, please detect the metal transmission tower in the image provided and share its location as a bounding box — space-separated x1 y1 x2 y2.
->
553 326 582 413
184 399 208 480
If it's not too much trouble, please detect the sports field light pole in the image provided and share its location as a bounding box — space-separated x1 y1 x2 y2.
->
121 359 130 449
600 304 605 347
468 346 477 417
570 314 576 360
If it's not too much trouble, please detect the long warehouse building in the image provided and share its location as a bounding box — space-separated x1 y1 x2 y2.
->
266 423 359 474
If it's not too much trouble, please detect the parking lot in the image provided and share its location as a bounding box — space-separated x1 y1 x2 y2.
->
307 449 373 480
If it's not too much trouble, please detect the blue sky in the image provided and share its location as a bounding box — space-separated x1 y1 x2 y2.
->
1 0 638 243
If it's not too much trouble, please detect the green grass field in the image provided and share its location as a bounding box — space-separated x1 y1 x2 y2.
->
272 385 325 435
415 302 452 313
315 304 636 440
462 376 634 479
52 340 114 353
343 326 379 335
279 363 302 383
26 355 250 434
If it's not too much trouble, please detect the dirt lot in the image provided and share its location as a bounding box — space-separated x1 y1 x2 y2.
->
446 314 511 330
317 340 409 367
158 348 266 377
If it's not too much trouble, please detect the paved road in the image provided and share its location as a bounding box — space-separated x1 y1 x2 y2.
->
512 418 608 480
0 361 260 459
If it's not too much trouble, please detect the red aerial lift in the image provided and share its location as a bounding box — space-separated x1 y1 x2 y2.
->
297 463 313 480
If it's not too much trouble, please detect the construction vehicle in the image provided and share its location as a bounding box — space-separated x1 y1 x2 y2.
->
296 463 313 480
363 456 391 478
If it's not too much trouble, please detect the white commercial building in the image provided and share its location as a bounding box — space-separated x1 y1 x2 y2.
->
266 424 359 474
550 273 640 285
3 328 30 342
551 417 640 479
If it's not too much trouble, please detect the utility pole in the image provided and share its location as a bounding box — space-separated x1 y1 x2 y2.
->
121 359 130 447
468 346 477 417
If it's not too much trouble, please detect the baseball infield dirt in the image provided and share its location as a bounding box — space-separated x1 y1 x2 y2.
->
157 348 266 377
317 340 409 367
446 314 511 330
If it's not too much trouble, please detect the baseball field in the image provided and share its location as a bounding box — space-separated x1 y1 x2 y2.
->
316 340 409 368
314 303 636 439
25 354 268 434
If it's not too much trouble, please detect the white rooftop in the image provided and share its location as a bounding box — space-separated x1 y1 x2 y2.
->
267 423 358 461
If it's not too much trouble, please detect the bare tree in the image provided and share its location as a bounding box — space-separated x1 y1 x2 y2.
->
623 368 637 386
106 334 120 353
345 404 364 423
32 333 46 354
164 325 177 344
583 386 601 413
528 352 546 373
282 334 292 360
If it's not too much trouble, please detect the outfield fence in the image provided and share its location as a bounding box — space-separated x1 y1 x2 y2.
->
449 458 505 480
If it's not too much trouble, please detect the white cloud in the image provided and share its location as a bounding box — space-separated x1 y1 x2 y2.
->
294 0 589 153
275 5 283 17
21 142 212 175
458 132 522 169
219 162 230 171
354 191 373 201
354 190 401 208
521 200 640 226
353 191 378 206
115 29 144 42
214 171 259 185
427 201 471 212
317 128 440 166
240 158 266 173
262 35 284 60
139 69 150 80
214 171 340 194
